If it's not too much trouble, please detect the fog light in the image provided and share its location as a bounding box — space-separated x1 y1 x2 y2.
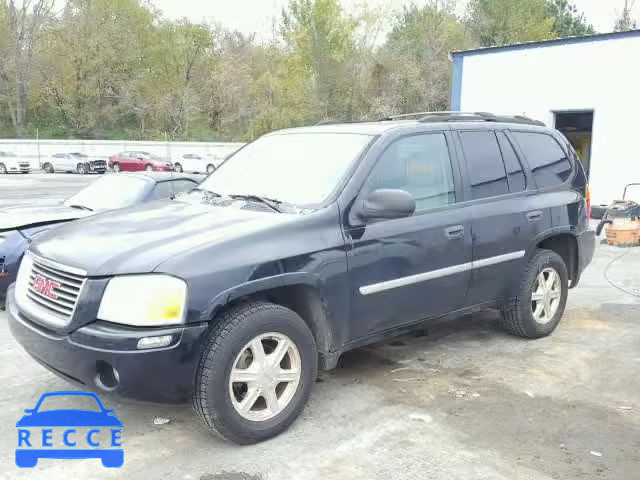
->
137 335 173 349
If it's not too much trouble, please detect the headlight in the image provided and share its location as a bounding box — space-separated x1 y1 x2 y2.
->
98 275 187 326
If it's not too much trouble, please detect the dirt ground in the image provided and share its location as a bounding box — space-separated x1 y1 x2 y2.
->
1 174 639 479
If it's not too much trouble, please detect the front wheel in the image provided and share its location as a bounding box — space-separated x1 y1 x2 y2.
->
174 163 183 173
206 164 215 174
145 164 153 172
76 163 87 174
112 163 121 173
0 163 7 174
192 302 317 444
500 249 568 339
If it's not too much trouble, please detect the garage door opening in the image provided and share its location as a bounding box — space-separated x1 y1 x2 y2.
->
554 111 594 178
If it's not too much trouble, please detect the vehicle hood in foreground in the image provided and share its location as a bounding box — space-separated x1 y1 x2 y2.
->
30 200 297 276
0 205 92 231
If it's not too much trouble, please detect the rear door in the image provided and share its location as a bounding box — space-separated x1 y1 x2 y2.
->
455 128 550 305
345 131 473 340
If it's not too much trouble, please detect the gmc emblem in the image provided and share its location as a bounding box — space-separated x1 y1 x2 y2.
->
32 274 60 300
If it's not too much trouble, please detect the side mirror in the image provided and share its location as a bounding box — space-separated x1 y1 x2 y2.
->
357 189 416 221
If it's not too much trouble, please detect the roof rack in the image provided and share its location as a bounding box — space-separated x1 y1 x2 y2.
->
381 111 545 127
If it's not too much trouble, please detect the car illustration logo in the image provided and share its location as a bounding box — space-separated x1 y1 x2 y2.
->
16 391 123 468
32 275 61 300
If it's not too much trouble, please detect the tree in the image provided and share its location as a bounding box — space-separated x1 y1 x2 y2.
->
281 0 357 119
378 1 472 114
614 0 637 32
1 0 54 136
545 0 595 37
466 0 555 47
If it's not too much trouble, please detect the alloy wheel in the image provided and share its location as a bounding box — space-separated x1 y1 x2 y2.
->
229 332 301 422
531 267 562 324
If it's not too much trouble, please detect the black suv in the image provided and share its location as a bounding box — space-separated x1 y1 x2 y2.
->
7 112 595 444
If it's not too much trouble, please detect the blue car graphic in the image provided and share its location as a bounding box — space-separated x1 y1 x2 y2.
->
16 391 123 468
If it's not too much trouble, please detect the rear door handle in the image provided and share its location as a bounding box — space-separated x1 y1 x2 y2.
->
445 225 465 239
526 211 543 222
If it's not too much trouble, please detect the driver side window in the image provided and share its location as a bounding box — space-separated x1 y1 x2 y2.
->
363 133 456 212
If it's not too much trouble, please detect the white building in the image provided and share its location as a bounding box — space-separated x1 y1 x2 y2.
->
450 30 640 205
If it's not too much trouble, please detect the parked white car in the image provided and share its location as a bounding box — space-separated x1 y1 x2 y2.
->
173 153 225 174
42 152 107 174
0 151 31 174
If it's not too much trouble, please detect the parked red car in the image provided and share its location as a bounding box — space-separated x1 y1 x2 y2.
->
108 151 173 172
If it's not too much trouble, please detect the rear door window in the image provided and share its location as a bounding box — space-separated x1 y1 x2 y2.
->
512 132 573 189
459 131 509 200
496 132 526 193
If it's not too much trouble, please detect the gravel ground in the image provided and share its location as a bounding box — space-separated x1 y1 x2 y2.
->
1 174 639 479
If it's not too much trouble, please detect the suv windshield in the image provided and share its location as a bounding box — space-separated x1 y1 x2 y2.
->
198 133 373 205
64 175 147 210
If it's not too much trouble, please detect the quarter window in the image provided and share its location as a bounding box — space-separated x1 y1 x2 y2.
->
496 131 526 193
363 133 456 212
513 132 573 189
459 131 509 200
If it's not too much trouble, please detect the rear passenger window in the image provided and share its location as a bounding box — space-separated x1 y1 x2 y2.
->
363 133 456 212
513 132 573 189
496 132 526 193
459 131 509 199
148 182 173 200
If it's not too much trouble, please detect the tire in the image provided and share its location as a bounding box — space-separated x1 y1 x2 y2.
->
192 302 317 444
206 164 215 174
42 162 54 173
174 163 183 173
112 163 121 173
500 249 568 339
145 164 153 172
76 163 87 174
0 163 6 174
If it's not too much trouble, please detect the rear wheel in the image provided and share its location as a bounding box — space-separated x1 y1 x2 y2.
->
0 163 6 174
500 249 568 339
174 163 183 173
42 162 54 173
206 164 215 174
145 164 153 172
192 302 317 444
112 163 121 173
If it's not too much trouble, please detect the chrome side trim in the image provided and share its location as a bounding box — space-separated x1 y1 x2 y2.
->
359 250 526 296
472 250 526 269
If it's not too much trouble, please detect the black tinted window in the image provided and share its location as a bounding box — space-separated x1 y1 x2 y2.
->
171 180 197 194
513 132 573 189
364 133 455 212
496 132 526 193
148 182 173 200
459 131 509 199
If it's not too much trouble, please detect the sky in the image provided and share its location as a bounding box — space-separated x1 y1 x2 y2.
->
151 0 638 38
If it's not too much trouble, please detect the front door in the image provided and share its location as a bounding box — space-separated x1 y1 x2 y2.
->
345 132 473 340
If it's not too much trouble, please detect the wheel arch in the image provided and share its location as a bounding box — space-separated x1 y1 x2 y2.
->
530 229 579 285
205 274 338 369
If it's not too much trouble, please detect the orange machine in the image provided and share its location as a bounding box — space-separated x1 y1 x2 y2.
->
595 184 640 247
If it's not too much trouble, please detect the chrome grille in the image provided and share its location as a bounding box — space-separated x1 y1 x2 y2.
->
26 256 86 322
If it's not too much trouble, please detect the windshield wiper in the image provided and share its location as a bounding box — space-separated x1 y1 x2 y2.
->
192 187 221 197
229 194 283 213
67 204 93 211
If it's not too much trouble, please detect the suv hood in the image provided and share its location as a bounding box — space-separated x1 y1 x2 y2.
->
30 200 294 275
0 204 91 231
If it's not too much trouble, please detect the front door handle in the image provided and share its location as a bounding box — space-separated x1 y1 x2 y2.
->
526 211 543 222
445 225 465 239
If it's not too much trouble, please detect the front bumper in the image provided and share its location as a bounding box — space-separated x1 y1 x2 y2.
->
7 286 208 403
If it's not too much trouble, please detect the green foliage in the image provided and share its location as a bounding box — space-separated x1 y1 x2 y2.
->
545 0 595 37
0 0 600 140
466 0 556 47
